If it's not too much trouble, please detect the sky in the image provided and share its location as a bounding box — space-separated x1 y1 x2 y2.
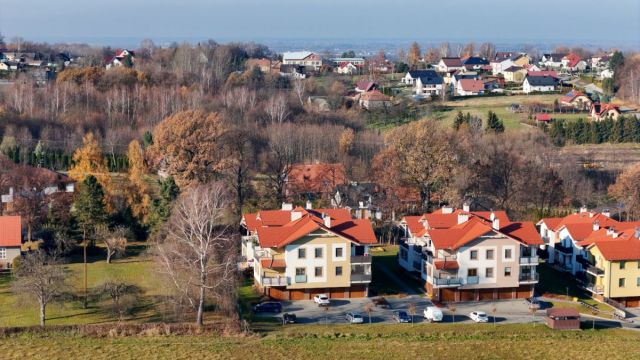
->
1 0 639 48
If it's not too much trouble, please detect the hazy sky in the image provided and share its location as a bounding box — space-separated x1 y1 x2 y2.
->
1 0 639 47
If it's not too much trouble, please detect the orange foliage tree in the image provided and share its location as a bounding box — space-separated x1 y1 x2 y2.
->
609 163 640 220
126 140 151 223
68 133 114 211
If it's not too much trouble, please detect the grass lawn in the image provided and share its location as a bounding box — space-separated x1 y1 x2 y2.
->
1 323 638 359
370 245 424 296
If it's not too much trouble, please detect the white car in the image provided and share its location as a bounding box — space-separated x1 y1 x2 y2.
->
313 294 330 306
469 311 489 323
423 306 443 322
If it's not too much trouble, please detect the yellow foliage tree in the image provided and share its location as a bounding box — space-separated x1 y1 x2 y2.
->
68 133 114 211
126 140 151 223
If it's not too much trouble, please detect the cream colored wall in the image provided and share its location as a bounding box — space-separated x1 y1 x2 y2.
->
591 246 640 298
285 233 352 289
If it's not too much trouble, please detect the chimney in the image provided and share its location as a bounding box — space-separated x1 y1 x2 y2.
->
9 187 13 195
593 221 600 231
291 211 302 221
462 202 470 212
606 228 616 237
442 206 453 214
579 206 588 213
457 213 469 224
323 214 331 228
490 211 496 221
635 227 640 239
282 202 293 211
603 209 611 218
492 218 500 230
305 200 313 210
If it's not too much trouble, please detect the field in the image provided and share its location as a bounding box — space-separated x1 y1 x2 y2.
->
1 323 639 359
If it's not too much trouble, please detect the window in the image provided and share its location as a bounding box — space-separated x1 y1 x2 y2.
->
298 248 306 259
470 250 478 260
467 268 478 277
335 247 344 258
0 248 6 259
314 248 323 259
619 278 626 288
315 267 323 277
637 277 640 287
620 261 626 270
504 267 512 277
295 268 306 276
505 249 512 259
486 249 494 260
486 267 494 278
335 266 343 276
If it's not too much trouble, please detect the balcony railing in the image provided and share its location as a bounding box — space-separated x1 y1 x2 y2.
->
519 256 540 265
351 255 372 264
519 273 539 282
433 278 463 287
584 283 604 294
295 275 307 283
586 265 605 276
466 276 479 285
261 277 288 286
351 273 372 283
555 243 573 254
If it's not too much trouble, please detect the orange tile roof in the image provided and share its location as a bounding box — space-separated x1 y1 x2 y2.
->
401 216 424 235
562 223 599 241
539 217 563 230
458 79 485 92
434 260 460 270
591 238 640 261
500 222 544 246
260 258 286 268
0 216 21 247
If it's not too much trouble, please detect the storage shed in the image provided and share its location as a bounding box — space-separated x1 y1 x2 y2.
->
545 308 580 330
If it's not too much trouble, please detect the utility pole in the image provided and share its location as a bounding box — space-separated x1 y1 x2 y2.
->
83 227 88 309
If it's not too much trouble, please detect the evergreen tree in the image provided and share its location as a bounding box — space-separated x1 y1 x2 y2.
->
453 111 465 130
148 176 180 232
73 175 109 239
608 51 624 72
485 111 505 133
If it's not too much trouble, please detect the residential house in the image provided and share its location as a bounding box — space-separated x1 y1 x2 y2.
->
523 63 541 72
331 183 382 221
591 102 621 121
562 54 588 72
279 64 307 79
450 71 478 92
598 68 614 80
540 53 567 68
355 80 378 93
535 114 552 122
522 75 558 94
437 57 464 73
285 163 347 199
462 56 489 70
0 216 22 269
336 62 358 75
527 70 558 78
491 52 527 75
282 51 323 71
502 66 527 83
456 79 485 96
560 90 592 110
246 58 273 73
399 205 542 302
240 204 377 300
591 53 612 69
402 70 437 85
413 70 444 97
105 49 135 69
359 90 391 109
331 57 365 67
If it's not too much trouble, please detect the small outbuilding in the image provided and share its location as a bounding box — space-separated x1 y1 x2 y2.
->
545 308 580 330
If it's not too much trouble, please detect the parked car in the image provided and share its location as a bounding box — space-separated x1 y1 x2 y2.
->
423 306 443 322
346 312 364 324
314 294 330 306
525 297 541 310
469 311 489 323
282 313 297 324
372 296 391 309
393 311 412 323
253 302 282 313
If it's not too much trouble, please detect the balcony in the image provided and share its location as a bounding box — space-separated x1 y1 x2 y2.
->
519 273 539 283
261 277 288 286
433 278 463 287
519 256 540 265
584 283 604 294
466 276 479 285
586 265 605 277
351 255 372 264
295 275 307 283
555 243 573 254
351 273 372 283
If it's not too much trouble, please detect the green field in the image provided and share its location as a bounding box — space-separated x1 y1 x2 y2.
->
1 323 638 359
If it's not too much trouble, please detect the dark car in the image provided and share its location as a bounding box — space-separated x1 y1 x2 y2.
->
282 313 297 324
253 301 282 313
393 311 412 323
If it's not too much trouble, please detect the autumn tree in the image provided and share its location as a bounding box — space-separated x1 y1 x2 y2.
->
339 128 355 156
609 163 640 220
153 110 231 188
154 182 237 327
407 42 421 69
68 132 114 210
125 140 151 223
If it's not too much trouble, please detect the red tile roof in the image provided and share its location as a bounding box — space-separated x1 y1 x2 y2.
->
539 217 563 230
441 57 463 67
360 90 390 102
563 53 582 68
527 71 557 78
356 81 376 92
500 222 544 246
591 102 620 116
0 216 21 247
434 260 459 270
560 90 589 104
535 114 551 122
591 238 640 261
458 79 485 93
260 258 286 268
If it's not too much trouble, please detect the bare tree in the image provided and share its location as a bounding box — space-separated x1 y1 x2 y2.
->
265 123 296 205
98 226 129 263
94 280 141 322
12 250 69 327
154 182 237 327
265 93 290 124
292 78 307 107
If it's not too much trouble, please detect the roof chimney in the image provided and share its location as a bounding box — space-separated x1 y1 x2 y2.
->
442 206 453 214
462 202 470 212
593 221 600 231
457 213 469 224
490 211 496 221
305 200 313 210
579 206 588 213
291 211 302 222
492 218 500 230
603 209 611 218
282 202 293 211
323 214 331 228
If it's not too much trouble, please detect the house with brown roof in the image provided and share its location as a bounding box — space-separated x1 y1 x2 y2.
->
590 102 621 121
0 216 22 269
398 205 542 302
359 90 391 110
285 163 347 199
246 58 274 73
436 57 464 72
560 90 592 110
502 66 527 83
456 79 485 96
240 203 377 300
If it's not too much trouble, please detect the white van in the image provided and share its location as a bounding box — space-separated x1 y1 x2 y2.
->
423 306 443 322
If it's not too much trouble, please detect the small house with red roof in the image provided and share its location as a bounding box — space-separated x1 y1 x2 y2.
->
591 102 621 121
560 90 592 110
355 80 378 93
105 49 135 69
240 203 377 300
437 57 464 72
561 53 587 72
535 114 552 122
358 90 391 110
336 62 358 75
0 216 22 269
398 205 542 302
456 79 485 96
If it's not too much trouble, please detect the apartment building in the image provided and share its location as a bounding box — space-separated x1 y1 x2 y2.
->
241 204 376 300
282 51 323 71
399 205 542 302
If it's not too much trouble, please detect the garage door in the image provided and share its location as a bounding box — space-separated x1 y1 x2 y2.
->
268 287 288 300
349 285 367 298
441 288 456 302
516 285 532 299
289 289 307 300
460 290 475 302
498 288 514 300
479 289 495 301
330 288 346 299
625 297 640 307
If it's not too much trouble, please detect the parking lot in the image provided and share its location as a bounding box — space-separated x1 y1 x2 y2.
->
256 295 548 325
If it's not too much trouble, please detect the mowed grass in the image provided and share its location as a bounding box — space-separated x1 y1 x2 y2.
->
1 323 639 359
0 243 168 327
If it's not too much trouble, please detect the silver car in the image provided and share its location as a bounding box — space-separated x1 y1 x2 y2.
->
346 312 364 324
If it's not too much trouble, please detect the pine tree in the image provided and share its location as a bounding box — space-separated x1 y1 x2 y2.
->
485 111 505 133
148 176 180 232
74 175 109 237
453 111 465 130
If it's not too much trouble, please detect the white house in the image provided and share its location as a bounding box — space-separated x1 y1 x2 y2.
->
402 70 437 85
522 75 558 94
413 70 444 97
540 54 567 68
436 57 463 72
336 62 358 75
456 79 485 96
282 51 323 70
